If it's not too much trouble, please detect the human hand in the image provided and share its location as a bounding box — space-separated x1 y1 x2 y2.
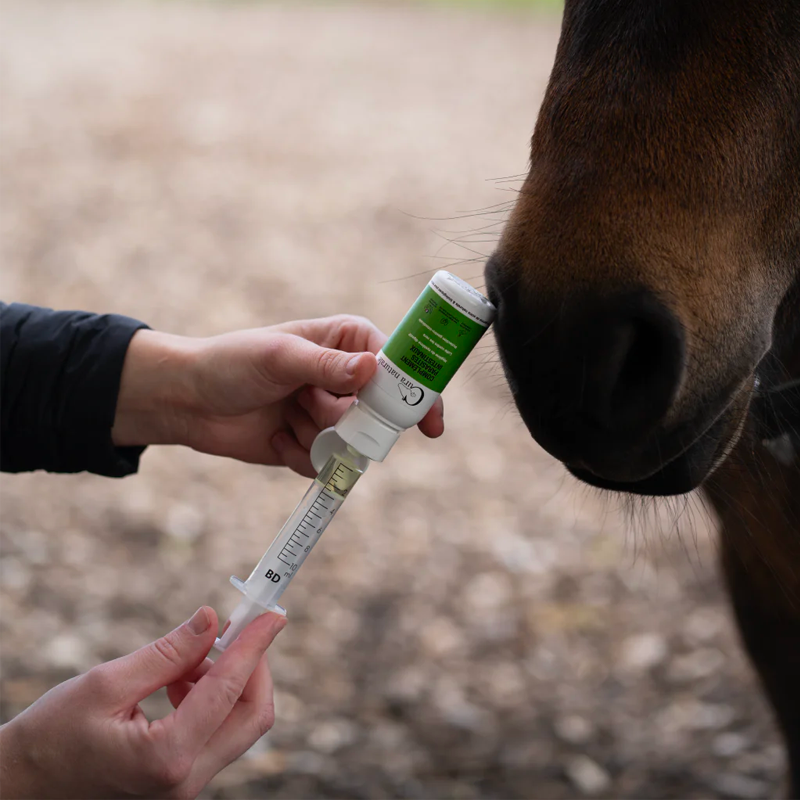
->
0 608 286 799
112 315 445 477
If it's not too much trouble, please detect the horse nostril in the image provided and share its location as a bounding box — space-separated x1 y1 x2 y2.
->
573 294 685 435
490 278 687 469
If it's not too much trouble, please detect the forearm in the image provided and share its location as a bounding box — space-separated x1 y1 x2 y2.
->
0 303 150 476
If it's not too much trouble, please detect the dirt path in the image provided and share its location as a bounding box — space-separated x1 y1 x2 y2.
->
0 3 782 797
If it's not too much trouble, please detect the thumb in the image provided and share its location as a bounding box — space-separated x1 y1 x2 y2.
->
270 335 377 394
106 606 218 705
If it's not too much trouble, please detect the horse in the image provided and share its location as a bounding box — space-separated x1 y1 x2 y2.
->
484 0 800 792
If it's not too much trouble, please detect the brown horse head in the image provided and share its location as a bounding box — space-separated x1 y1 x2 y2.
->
486 0 800 495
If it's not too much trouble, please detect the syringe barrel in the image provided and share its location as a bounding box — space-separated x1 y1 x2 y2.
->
215 453 366 652
242 476 346 608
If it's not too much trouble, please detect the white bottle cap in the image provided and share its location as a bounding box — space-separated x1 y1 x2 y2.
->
334 401 402 462
430 271 496 327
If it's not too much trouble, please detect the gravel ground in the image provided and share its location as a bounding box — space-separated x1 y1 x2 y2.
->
0 2 785 797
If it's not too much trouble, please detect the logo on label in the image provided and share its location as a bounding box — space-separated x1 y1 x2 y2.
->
398 382 425 406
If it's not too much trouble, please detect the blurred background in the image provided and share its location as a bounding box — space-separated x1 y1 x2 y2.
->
0 1 784 797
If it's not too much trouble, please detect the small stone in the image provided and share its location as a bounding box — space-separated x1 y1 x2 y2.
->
463 572 512 612
18 530 49 565
502 738 555 771
287 750 328 776
246 750 287 776
384 667 426 704
371 720 408 750
419 617 466 657
44 633 88 670
119 484 155 516
434 681 491 732
0 556 31 591
308 718 358 754
164 504 204 543
445 782 480 799
689 703 736 730
565 755 611 795
736 745 785 773
526 646 561 680
667 647 725 682
658 700 735 733
554 714 594 745
273 691 305 724
620 633 668 672
443 699 491 732
684 608 725 644
710 773 770 799
483 661 526 706
712 732 750 758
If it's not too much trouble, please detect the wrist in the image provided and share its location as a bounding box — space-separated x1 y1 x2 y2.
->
112 329 201 448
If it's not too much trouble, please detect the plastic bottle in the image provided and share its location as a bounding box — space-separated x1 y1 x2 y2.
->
311 270 496 469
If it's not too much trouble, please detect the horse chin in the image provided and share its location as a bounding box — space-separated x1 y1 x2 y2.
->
564 403 749 497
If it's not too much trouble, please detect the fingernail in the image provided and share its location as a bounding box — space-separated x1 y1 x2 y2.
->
187 607 210 635
265 612 288 635
272 432 289 451
346 354 363 376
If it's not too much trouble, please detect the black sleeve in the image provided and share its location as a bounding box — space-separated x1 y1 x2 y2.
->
1 303 150 477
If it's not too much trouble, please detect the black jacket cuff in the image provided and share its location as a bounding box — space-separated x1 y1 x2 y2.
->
1 303 150 477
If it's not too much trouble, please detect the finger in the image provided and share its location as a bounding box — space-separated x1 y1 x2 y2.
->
299 386 443 438
324 316 387 355
266 335 377 395
193 653 276 782
167 681 192 710
272 431 316 478
101 607 217 706
178 657 215 685
166 657 215 709
285 404 321 452
278 315 387 355
171 611 286 756
418 396 445 438
297 387 354 430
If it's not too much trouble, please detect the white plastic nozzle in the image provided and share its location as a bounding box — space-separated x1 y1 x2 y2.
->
333 401 402 462
310 406 401 468
214 577 286 653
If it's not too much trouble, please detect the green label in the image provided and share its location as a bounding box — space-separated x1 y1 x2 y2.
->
382 285 488 393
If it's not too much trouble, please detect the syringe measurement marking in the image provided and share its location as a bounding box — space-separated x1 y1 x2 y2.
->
275 488 339 568
270 459 359 577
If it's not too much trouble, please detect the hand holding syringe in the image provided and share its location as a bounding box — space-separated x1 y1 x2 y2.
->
215 272 496 651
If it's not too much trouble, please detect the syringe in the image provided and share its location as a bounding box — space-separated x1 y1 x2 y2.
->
215 447 368 651
214 271 496 651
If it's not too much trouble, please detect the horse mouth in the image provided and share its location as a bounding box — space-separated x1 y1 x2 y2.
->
563 395 749 496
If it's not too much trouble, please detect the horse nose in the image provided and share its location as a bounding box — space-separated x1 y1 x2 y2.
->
564 293 686 435
489 271 686 468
